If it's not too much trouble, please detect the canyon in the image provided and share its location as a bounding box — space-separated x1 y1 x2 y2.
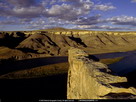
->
0 30 136 60
0 29 136 100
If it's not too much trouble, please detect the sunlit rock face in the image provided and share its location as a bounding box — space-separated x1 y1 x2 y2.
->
67 47 136 99
16 31 136 55
1 30 136 60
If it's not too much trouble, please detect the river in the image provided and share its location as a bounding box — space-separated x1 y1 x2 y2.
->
94 50 136 75
0 50 136 76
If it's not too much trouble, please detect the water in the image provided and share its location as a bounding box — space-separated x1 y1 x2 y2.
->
0 50 136 99
94 50 136 59
1 50 136 76
109 54 136 75
94 50 136 75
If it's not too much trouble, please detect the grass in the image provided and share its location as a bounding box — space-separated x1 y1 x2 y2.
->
100 57 123 65
0 62 69 79
0 47 11 54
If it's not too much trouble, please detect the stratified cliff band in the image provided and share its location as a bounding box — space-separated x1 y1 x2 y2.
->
67 47 136 99
1 30 136 60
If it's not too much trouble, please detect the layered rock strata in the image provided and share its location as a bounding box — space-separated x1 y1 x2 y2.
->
1 30 136 60
67 47 136 99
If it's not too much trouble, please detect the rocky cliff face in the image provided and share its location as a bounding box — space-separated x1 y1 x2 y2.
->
16 31 136 55
1 30 136 60
67 48 136 99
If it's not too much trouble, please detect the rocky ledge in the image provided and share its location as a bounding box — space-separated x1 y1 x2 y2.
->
67 47 136 99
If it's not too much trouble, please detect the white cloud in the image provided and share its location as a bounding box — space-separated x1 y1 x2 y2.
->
107 16 136 26
75 25 134 30
0 0 94 21
0 20 18 25
6 0 37 7
43 0 94 21
46 4 71 15
12 6 43 18
73 14 106 25
94 4 116 11
2 0 134 31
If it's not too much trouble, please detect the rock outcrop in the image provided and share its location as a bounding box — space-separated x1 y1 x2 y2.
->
1 30 136 59
67 48 136 99
17 31 136 55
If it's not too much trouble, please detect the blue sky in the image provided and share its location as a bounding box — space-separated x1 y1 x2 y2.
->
1 0 136 31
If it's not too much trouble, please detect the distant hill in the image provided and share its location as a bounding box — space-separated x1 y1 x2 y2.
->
46 27 68 31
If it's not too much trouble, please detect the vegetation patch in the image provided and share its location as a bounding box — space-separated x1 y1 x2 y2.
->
100 57 123 65
0 62 69 79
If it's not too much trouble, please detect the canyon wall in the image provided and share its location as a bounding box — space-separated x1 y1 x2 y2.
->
1 30 136 60
50 31 136 36
17 31 136 55
67 47 136 99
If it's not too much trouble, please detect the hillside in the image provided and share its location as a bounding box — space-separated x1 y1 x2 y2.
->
0 29 136 60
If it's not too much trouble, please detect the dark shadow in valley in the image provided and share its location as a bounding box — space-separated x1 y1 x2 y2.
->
0 56 68 75
109 69 136 90
0 32 26 48
68 36 87 47
87 55 100 61
16 48 38 53
125 70 136 88
0 74 67 100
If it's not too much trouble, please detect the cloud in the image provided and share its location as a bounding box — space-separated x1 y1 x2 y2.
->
94 4 116 11
26 17 71 30
6 0 37 7
73 14 107 25
107 16 136 26
0 18 32 25
0 0 94 20
2 0 133 31
75 25 133 30
0 0 43 18
43 0 94 21
131 0 136 3
11 6 43 18
0 20 18 25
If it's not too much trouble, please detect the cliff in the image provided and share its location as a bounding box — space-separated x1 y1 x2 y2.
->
16 31 136 55
67 47 136 99
1 30 136 60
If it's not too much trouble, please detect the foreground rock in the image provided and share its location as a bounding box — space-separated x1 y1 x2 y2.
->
67 48 136 99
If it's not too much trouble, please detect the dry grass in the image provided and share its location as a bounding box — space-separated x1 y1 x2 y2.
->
0 47 11 54
0 62 69 79
100 57 123 65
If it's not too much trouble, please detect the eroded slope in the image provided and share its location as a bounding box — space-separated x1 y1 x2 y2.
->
0 30 136 60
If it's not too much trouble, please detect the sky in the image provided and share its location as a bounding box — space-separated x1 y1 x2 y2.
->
1 0 136 31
